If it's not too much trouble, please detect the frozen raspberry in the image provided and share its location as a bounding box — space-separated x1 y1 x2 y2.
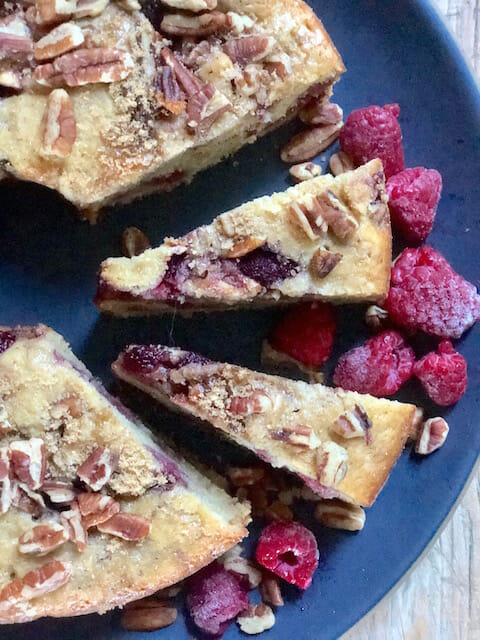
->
186 562 249 636
385 247 480 339
236 246 299 288
333 330 415 397
0 331 15 355
255 521 319 590
339 104 405 178
386 168 442 242
413 341 467 406
268 302 336 367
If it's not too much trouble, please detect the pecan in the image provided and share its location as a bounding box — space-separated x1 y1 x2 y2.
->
226 11 254 35
73 0 109 18
225 236 265 258
280 123 342 163
310 248 343 278
259 574 283 607
155 66 186 115
289 161 321 183
314 499 366 531
18 522 69 556
416 417 449 455
35 0 76 24
237 604 275 635
0 32 33 58
42 479 77 504
365 305 390 333
227 466 264 487
186 83 231 133
34 47 134 87
160 47 203 97
41 88 76 158
97 512 152 541
161 0 217 11
77 492 120 528
121 599 177 632
11 482 46 516
0 69 22 89
329 151 355 176
0 561 72 608
287 199 327 241
228 390 272 416
316 441 348 487
34 22 84 61
299 101 343 126
315 190 359 239
0 448 13 514
221 555 262 589
332 404 372 441
121 226 151 257
223 35 274 67
270 423 314 448
60 502 87 551
10 438 46 490
160 11 227 38
77 446 118 491
116 0 141 10
264 53 291 79
264 500 293 522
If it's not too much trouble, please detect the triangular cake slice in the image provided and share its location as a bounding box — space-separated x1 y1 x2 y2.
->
0 0 344 220
0 326 249 624
112 345 420 508
96 160 390 315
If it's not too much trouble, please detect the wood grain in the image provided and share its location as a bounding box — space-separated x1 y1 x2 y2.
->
342 2 480 638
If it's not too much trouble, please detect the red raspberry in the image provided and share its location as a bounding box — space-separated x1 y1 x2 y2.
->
255 521 319 590
268 302 336 367
333 330 415 397
186 562 249 636
385 247 480 339
413 341 467 406
386 167 442 243
339 104 405 178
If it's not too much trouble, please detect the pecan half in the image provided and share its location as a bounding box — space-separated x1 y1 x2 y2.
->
161 0 217 11
0 561 72 608
60 502 87 551
416 417 449 455
310 248 343 278
35 0 76 25
315 499 366 531
10 438 46 490
237 604 275 635
18 522 69 556
34 47 134 87
280 123 342 163
289 162 321 183
34 22 84 61
228 390 272 416
160 47 203 97
42 479 77 504
97 512 152 541
225 236 265 258
121 599 177 632
316 441 348 487
77 446 118 491
270 423 314 448
160 11 227 37
223 35 274 67
186 83 231 133
329 151 355 176
332 404 372 441
77 492 120 528
227 466 264 487
315 190 359 239
0 448 13 514
121 226 151 257
41 88 76 158
259 574 284 607
299 101 343 126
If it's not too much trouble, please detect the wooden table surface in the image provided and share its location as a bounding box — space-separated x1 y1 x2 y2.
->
343 2 480 639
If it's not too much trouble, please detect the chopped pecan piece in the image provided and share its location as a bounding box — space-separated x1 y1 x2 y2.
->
315 190 359 239
280 123 342 163
299 101 343 126
97 512 152 541
416 417 449 455
10 438 46 490
155 66 186 115
34 47 134 87
329 151 355 176
42 479 77 504
160 11 227 37
315 499 366 531
221 554 262 589
223 35 274 66
365 305 390 333
121 599 177 632
259 574 284 607
35 0 76 24
73 0 109 18
0 448 13 514
310 248 342 278
11 482 46 516
186 83 231 133
0 561 72 608
41 88 76 158
228 390 272 416
289 162 321 183
237 604 275 635
77 446 118 491
226 236 265 258
60 502 87 551
227 466 264 487
18 522 69 556
161 0 217 11
226 11 254 35
0 32 33 57
332 404 372 441
0 69 22 89
121 226 151 257
287 198 327 241
77 492 120 528
270 424 315 448
34 22 84 61
160 47 203 97
316 441 348 487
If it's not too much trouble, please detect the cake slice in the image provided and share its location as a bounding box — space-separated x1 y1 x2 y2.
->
0 326 249 624
0 0 344 220
112 345 420 507
96 160 390 314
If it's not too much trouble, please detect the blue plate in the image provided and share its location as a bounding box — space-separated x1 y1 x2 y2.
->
1 0 479 638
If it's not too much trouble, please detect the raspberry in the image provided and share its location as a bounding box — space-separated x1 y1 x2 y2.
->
186 562 249 636
255 521 319 590
236 246 299 288
122 345 209 374
0 331 15 355
413 341 467 406
339 104 405 178
386 168 442 243
268 302 336 367
333 330 415 397
385 247 480 339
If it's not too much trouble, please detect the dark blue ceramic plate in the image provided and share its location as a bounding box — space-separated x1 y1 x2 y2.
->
1 0 479 638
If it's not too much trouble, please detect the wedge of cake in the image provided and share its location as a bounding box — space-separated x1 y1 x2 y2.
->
112 345 420 507
0 0 344 220
0 326 249 624
96 160 390 314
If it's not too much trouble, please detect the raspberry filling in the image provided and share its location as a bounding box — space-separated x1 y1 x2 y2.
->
413 341 467 406
255 521 319 590
235 246 300 289
0 330 16 355
121 345 210 375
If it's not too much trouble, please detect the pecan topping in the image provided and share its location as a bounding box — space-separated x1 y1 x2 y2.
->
310 248 342 278
259 574 284 607
161 0 217 11
60 502 87 551
160 11 227 37
18 522 69 556
226 11 254 35
289 162 321 183
35 0 76 24
12 483 46 516
332 404 372 442
186 83 231 133
416 417 449 455
315 499 366 531
97 512 152 541
0 561 72 608
0 69 22 89
315 190 359 239
121 598 178 632
73 0 109 18
121 226 151 257
227 466 264 487
220 554 262 589
77 446 118 491
237 604 275 635
299 101 343 126
0 32 33 58
226 236 265 258
329 151 355 176
270 424 314 448
41 88 76 158
10 438 46 490
280 123 342 163
155 66 186 115
77 492 120 528
0 448 13 514
42 479 77 504
316 441 348 487
365 305 390 333
34 47 134 87
228 390 272 416
160 47 203 97
223 35 274 66
287 199 327 241
34 22 84 61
